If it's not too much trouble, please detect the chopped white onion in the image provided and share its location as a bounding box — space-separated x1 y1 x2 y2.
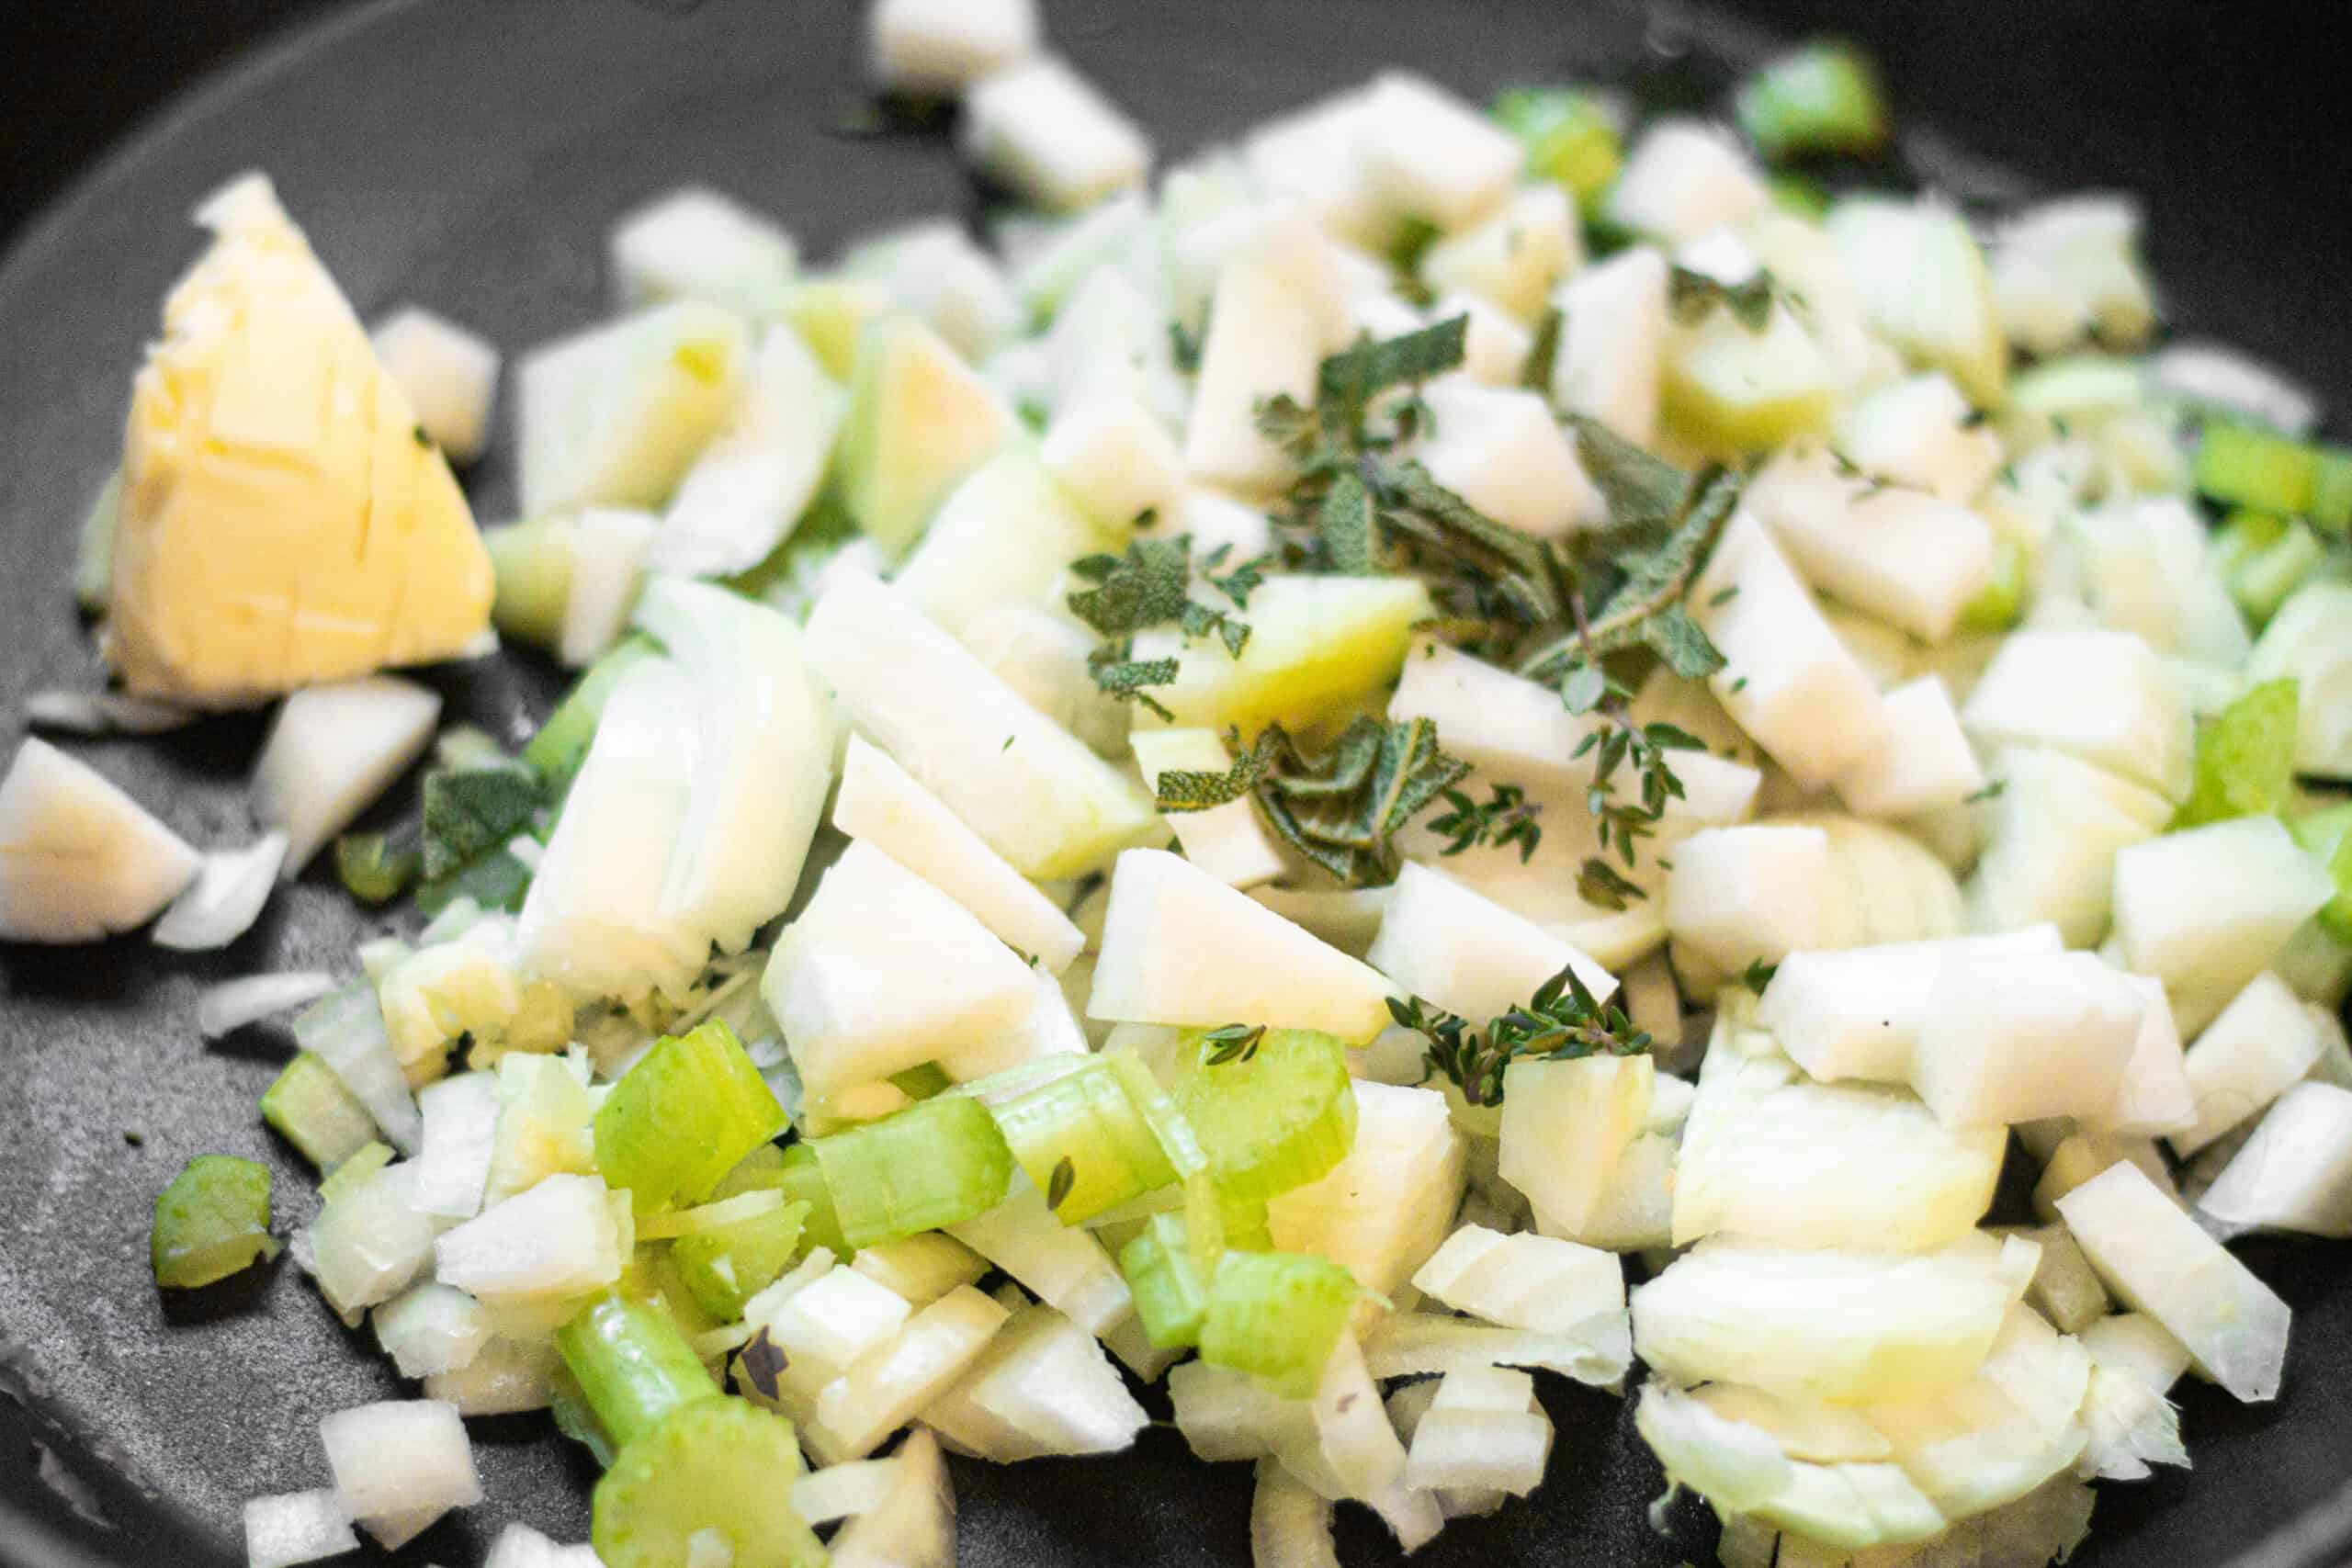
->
423 1335 561 1416
2150 342 2319 435
197 971 337 1039
921 1301 1148 1462
433 1173 624 1308
296 1162 445 1325
1361 1310 1633 1387
243 1488 357 1568
830 1428 956 1568
318 1399 481 1540
154 831 288 950
252 676 441 873
372 1282 491 1381
789 1458 899 1524
1249 1458 1340 1568
482 1522 605 1568
807 1285 1013 1463
413 1072 501 1221
633 1188 786 1241
947 1179 1132 1335
1401 1367 1554 1496
292 980 422 1153
25 689 197 736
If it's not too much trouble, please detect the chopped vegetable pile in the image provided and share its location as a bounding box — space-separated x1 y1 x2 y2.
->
13 4 2352 1566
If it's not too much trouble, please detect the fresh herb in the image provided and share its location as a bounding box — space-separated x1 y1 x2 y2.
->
1085 643 1181 721
1169 318 1204 375
1708 585 1740 607
422 760 541 881
1394 963 1652 1107
1739 958 1780 993
1962 779 2007 805
1046 1156 1078 1212
1151 718 1476 888
1520 305 1565 391
1429 784 1544 863
1668 265 1777 332
1068 536 1193 637
737 1327 788 1403
1200 1023 1268 1066
1002 735 1015 752
1205 548 1274 610
412 424 432 448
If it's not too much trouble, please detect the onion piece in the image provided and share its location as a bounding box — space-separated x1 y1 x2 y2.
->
482 1523 605 1568
198 972 337 1039
318 1400 481 1546
154 831 288 950
831 1428 956 1568
25 689 197 736
253 676 442 874
371 1282 491 1380
789 1458 899 1524
0 737 200 942
292 981 423 1154
1250 1458 1340 1568
2150 342 2319 435
243 1488 357 1568
1361 1310 1634 1387
413 1072 501 1221
633 1188 786 1241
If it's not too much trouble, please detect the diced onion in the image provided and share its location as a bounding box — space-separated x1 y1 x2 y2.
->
154 831 288 950
317 1399 482 1538
198 972 337 1039
789 1458 899 1524
243 1488 357 1568
25 689 196 736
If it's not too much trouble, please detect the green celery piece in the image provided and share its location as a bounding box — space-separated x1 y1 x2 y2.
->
985 1056 1177 1224
771 1143 850 1258
485 514 578 652
556 1294 722 1453
318 1141 394 1206
670 1201 811 1321
1959 534 2030 632
2313 448 2352 535
595 1021 790 1213
1169 1029 1358 1205
151 1155 279 1289
1118 1212 1211 1350
593 1397 825 1568
1736 40 1891 161
260 1052 379 1170
2291 804 2352 945
414 847 533 917
1767 175 1831 220
810 1096 1013 1248
334 830 421 906
710 1143 788 1197
2213 511 2329 626
549 1363 619 1469
1490 88 1622 213
1198 1249 1359 1399
523 635 662 802
2196 422 2321 517
2177 678 2300 829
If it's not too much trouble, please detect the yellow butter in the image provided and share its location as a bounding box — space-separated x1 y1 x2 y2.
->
107 173 492 705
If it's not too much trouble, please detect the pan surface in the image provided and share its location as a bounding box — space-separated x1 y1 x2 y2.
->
5 2 2352 1565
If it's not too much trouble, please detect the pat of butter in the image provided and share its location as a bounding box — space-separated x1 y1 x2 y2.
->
107 173 492 706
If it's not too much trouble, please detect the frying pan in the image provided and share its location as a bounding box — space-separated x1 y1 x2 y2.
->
5 1 2351 1564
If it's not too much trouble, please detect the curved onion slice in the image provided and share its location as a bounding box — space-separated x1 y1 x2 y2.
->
155 831 288 950
0 738 200 942
198 971 338 1039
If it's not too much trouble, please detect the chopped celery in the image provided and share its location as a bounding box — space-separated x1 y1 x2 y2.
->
1768 174 1831 220
151 1155 279 1289
711 1143 787 1196
671 1201 812 1321
1119 1212 1211 1350
1490 88 1622 213
484 513 577 652
2291 804 2352 944
261 1052 379 1170
1198 1249 1359 1398
522 635 662 802
550 1363 618 1469
986 1056 1177 1224
334 831 420 906
1169 1028 1358 1204
2316 449 2352 533
2196 422 2321 518
1736 41 1891 162
810 1096 1014 1247
1960 533 2030 633
593 1397 826 1568
594 1020 789 1213
318 1140 394 1206
555 1295 721 1452
2177 679 2299 829
2213 511 2330 627
770 1144 851 1258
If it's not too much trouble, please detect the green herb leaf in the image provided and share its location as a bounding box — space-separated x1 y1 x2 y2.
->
1739 958 1780 993
1521 305 1565 392
1085 644 1181 721
1962 779 2007 805
736 1326 788 1403
1046 1156 1077 1212
1067 536 1194 637
1429 784 1544 863
1397 961 1651 1107
1200 1023 1268 1066
1668 265 1777 332
1317 315 1470 418
422 761 542 881
1565 414 1691 529
1317 468 1380 576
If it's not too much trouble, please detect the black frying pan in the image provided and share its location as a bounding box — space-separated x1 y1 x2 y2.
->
6 2 2352 1565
